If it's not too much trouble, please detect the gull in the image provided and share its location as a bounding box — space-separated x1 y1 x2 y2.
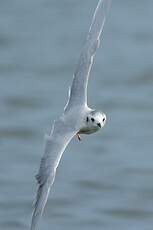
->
30 0 111 229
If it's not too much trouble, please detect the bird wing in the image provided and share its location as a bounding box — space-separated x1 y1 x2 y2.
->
65 0 111 112
30 119 77 230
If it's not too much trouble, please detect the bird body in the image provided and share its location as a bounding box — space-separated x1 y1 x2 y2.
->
30 0 110 229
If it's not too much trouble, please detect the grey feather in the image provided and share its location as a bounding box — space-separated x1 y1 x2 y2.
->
65 0 111 112
30 120 76 230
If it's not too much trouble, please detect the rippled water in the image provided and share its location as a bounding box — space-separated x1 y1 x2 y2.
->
0 0 153 229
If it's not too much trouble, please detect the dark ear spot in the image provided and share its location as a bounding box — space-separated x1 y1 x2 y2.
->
86 117 89 122
91 118 95 122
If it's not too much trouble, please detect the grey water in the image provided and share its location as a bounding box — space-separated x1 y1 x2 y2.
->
0 0 153 229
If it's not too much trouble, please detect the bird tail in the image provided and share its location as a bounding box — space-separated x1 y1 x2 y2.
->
30 182 51 230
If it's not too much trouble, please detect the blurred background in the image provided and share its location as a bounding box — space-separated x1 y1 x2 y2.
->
0 0 153 229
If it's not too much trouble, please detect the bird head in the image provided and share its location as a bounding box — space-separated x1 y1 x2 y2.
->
85 110 106 132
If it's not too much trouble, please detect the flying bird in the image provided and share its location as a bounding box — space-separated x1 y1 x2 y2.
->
30 0 111 229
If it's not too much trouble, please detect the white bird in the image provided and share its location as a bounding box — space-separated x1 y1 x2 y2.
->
30 0 111 229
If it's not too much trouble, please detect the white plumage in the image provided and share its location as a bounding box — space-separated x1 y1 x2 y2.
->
30 1 110 229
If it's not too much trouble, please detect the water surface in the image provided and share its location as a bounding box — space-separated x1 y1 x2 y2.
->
0 0 153 229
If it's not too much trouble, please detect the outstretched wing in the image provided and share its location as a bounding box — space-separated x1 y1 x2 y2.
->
30 119 76 230
65 0 111 112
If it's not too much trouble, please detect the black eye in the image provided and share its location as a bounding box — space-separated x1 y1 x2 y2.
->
91 118 95 122
103 118 105 122
86 117 89 122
